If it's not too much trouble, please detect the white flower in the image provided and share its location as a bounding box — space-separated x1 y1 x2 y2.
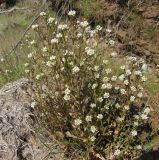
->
136 145 142 150
109 40 115 46
64 94 70 101
130 96 135 102
65 88 71 95
105 68 112 74
137 92 143 98
97 114 103 119
50 55 56 61
36 74 41 80
77 32 83 38
94 65 99 71
80 21 89 27
134 70 142 76
115 86 120 90
134 121 139 126
85 47 95 56
86 116 92 122
124 80 129 85
111 52 117 57
92 83 98 89
96 25 102 31
106 28 111 33
90 136 96 142
90 126 97 133
97 97 103 102
56 33 62 38
42 46 47 52
47 17 55 24
46 61 54 67
101 84 107 89
32 24 38 30
141 114 148 120
90 103 96 108
28 53 33 58
30 40 36 45
120 89 126 95
124 105 129 110
144 107 150 114
131 86 136 92
103 60 108 64
111 76 117 81
31 101 36 109
115 103 121 109
68 10 76 16
125 69 131 76
25 69 30 73
141 76 147 82
72 66 80 73
51 38 58 44
24 63 29 67
106 83 112 89
58 24 68 30
1 58 4 62
114 149 121 156
95 73 100 79
119 74 125 81
120 65 126 70
104 92 110 98
131 130 137 136
74 119 82 126
40 12 46 16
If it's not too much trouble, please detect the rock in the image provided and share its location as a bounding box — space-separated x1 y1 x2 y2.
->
0 79 62 160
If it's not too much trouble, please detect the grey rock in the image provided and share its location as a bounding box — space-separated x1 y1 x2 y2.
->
0 79 62 160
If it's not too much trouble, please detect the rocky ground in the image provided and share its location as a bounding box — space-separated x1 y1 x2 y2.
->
0 79 62 160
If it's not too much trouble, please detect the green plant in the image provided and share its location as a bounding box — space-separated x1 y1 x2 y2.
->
24 11 153 159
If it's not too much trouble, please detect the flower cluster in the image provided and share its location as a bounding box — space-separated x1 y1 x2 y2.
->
24 11 153 160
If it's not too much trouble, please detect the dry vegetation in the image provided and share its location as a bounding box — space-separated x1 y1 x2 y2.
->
0 0 159 159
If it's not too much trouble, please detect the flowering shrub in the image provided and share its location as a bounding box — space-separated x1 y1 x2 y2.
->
24 11 152 159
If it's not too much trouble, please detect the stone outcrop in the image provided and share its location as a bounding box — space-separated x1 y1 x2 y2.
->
0 79 62 160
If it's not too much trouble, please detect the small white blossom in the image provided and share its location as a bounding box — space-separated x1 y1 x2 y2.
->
85 47 95 56
90 103 96 108
86 115 92 122
90 126 97 133
32 24 38 30
97 114 103 119
64 94 70 101
31 101 36 109
92 83 98 89
56 33 63 38
137 92 143 98
111 52 117 57
40 12 46 16
65 88 71 95
124 80 129 85
42 46 48 52
97 97 103 102
114 149 121 156
72 66 80 74
120 89 126 95
130 96 135 102
30 40 36 45
51 38 58 44
131 130 137 136
96 25 102 31
119 74 125 81
109 40 115 46
90 136 96 142
80 21 89 27
47 17 55 24
68 10 76 16
104 92 110 98
125 69 131 76
50 55 56 61
74 119 82 126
